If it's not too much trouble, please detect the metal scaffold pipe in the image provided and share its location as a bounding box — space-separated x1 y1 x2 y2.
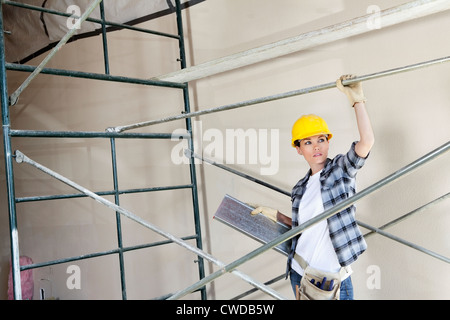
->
189 150 450 264
185 149 291 197
110 55 450 133
0 2 20 300
13 150 287 300
9 0 103 106
6 63 187 89
167 140 450 299
363 192 450 238
357 220 450 264
2 0 180 40
154 0 450 83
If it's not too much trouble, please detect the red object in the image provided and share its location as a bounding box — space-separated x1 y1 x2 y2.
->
7 256 34 300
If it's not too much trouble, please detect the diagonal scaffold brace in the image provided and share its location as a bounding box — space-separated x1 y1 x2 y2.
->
13 150 288 300
110 55 450 133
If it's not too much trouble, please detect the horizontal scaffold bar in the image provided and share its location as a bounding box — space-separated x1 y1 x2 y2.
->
6 63 186 89
9 0 103 106
167 141 450 299
15 184 194 203
2 0 180 39
19 235 198 272
154 0 450 83
10 129 189 139
111 55 450 132
13 150 287 300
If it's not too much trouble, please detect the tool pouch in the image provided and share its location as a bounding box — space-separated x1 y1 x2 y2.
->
296 266 341 300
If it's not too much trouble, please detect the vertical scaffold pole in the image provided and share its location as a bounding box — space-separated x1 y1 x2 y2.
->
99 0 127 300
0 4 22 300
110 137 127 300
175 0 206 300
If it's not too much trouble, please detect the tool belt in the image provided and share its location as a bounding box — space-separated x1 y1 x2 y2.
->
294 254 345 300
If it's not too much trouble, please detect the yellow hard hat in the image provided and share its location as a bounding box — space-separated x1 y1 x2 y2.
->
291 114 332 147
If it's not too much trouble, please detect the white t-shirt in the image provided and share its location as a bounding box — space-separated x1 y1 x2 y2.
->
291 170 342 276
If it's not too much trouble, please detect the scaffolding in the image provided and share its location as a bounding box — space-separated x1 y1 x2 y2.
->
1 0 208 300
1 0 450 300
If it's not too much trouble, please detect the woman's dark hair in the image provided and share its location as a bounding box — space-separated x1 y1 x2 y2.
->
294 135 329 148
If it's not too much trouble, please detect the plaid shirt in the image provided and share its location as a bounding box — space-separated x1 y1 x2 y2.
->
286 141 368 277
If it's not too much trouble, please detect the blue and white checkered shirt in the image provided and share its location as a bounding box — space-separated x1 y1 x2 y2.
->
286 141 368 277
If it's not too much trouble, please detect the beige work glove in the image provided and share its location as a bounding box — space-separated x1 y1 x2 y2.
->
336 74 366 106
248 204 278 223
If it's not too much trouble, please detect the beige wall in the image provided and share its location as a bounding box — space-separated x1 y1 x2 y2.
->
1 0 449 300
